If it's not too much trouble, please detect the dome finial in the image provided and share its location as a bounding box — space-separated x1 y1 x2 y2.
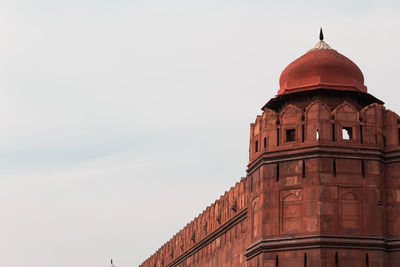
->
319 28 324 41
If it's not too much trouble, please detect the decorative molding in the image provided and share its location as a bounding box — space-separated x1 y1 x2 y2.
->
247 144 387 174
245 235 400 260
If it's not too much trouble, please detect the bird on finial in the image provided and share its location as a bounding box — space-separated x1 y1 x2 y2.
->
319 28 324 41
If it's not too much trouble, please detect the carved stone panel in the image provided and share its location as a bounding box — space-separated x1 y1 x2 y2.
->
280 189 303 234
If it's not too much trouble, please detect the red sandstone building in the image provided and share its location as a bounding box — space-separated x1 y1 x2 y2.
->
140 32 400 267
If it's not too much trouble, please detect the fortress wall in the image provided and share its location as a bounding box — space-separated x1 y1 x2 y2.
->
139 177 249 267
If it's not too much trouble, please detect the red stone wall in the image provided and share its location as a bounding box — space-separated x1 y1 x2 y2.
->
139 178 249 267
140 92 400 267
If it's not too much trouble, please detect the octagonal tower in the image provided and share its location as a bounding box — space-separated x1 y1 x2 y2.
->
247 31 400 266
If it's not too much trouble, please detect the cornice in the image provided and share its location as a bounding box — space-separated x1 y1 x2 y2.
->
245 235 400 260
247 144 386 175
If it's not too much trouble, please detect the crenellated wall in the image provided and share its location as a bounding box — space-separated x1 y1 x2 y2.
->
248 97 395 164
139 177 249 267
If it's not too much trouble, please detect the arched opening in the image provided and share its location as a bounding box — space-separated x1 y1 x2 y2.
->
342 127 352 140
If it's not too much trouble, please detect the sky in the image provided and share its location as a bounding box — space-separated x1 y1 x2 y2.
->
1 1 400 266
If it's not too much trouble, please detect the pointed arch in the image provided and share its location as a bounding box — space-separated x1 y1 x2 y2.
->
360 103 384 124
385 109 400 126
280 104 303 123
333 101 358 113
304 100 331 141
340 191 358 201
263 108 279 128
283 192 301 202
332 101 359 122
340 190 361 231
305 100 330 121
281 189 303 233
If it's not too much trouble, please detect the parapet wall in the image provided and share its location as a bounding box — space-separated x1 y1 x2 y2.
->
139 177 249 267
248 98 400 166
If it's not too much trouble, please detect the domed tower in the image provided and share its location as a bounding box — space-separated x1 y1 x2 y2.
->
139 31 400 267
246 30 400 266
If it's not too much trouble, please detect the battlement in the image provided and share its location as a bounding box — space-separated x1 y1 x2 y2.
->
249 97 400 166
139 177 248 267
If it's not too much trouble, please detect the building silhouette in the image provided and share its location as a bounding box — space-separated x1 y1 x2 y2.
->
140 31 400 267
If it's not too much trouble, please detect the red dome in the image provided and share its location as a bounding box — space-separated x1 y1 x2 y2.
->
278 42 367 95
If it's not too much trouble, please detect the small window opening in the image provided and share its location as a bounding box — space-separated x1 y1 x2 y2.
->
264 137 267 148
302 124 305 142
332 123 336 141
366 253 369 267
276 163 280 182
304 253 307 267
360 125 363 144
316 128 320 140
361 160 365 179
277 129 280 146
302 160 306 179
335 252 338 267
275 255 279 267
286 129 296 142
255 141 258 153
398 128 400 145
342 127 353 140
383 135 386 146
333 159 337 177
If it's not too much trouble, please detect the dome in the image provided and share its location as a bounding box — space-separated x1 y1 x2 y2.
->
278 36 367 95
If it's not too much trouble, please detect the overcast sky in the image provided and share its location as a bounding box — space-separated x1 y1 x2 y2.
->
2 1 400 266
